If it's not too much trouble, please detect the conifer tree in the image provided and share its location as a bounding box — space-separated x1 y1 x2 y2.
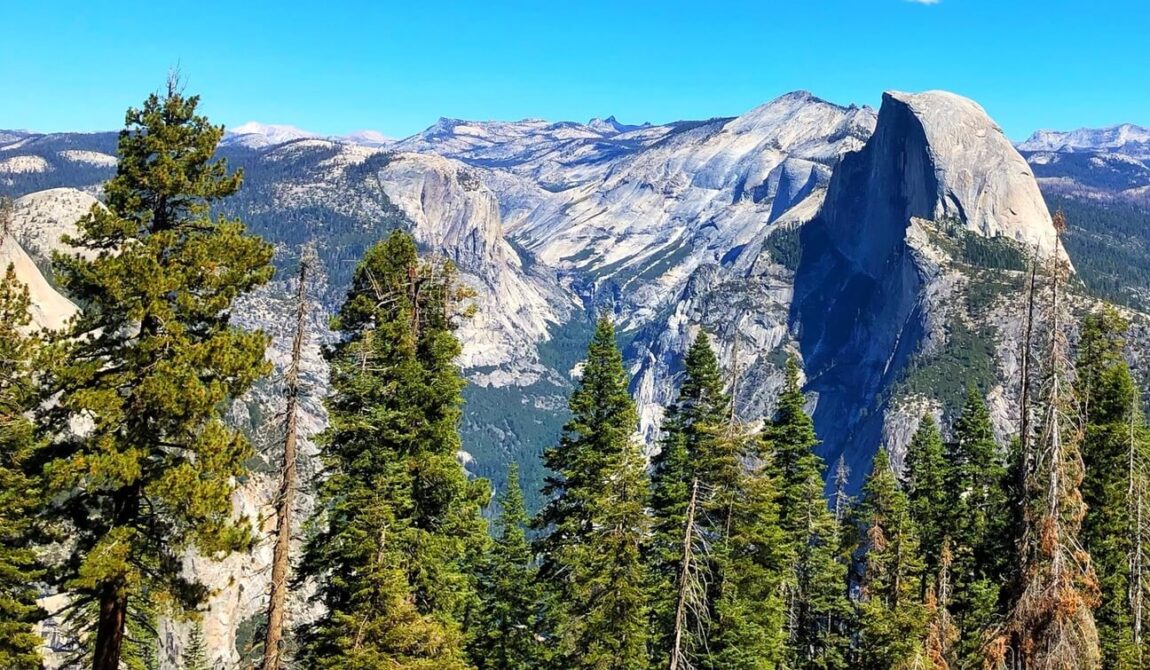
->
903 414 950 591
469 464 545 670
40 80 275 670
537 316 650 670
856 450 929 670
946 389 1010 666
766 359 851 669
1076 307 1145 669
1004 218 1101 670
0 264 47 670
295 231 488 670
648 333 729 665
701 428 788 670
182 621 208 670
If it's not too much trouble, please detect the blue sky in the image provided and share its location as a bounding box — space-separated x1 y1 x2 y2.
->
1 0 1146 140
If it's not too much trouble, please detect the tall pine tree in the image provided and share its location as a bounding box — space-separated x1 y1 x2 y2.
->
766 359 851 670
946 389 1010 667
1076 307 1146 669
647 332 730 666
0 264 47 670
856 449 929 670
537 316 650 670
903 414 949 594
295 231 488 670
469 463 546 670
40 81 274 670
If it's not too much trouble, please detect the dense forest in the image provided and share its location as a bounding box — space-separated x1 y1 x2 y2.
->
3 87 1150 670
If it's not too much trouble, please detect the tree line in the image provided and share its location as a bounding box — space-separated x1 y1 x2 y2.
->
1 86 1149 670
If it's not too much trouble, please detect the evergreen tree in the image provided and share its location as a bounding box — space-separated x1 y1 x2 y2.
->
537 316 649 670
182 621 208 670
295 231 488 670
1076 307 1145 669
903 414 950 592
1004 228 1101 670
765 359 851 669
647 332 730 665
856 450 929 670
470 464 545 670
40 81 275 670
945 389 1010 667
0 265 47 670
701 430 788 670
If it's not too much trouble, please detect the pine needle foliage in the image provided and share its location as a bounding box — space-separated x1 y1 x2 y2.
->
39 80 274 670
295 231 488 670
537 316 650 670
0 263 47 670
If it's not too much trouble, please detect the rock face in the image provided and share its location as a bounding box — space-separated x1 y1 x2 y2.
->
792 90 1065 482
0 233 76 330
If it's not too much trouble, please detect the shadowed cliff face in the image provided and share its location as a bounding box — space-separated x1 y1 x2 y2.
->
792 91 1055 490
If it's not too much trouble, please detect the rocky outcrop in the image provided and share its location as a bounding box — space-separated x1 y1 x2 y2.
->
0 229 76 331
793 90 1067 485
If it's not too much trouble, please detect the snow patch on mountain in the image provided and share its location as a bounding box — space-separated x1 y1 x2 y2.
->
1020 123 1150 158
223 122 320 149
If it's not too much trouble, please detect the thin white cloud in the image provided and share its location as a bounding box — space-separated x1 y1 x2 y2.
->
906 0 941 4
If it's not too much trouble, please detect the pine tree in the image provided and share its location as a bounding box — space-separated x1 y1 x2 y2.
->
295 231 488 670
469 464 545 670
856 449 929 670
1076 307 1144 669
39 80 275 670
702 429 788 670
946 389 1010 667
1003 217 1101 670
903 414 950 592
648 332 730 665
182 621 208 670
0 264 47 670
262 249 313 670
536 316 649 670
766 359 851 669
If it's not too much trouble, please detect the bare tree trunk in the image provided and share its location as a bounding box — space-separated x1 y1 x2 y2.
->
669 478 700 670
262 257 310 670
1130 393 1145 663
1019 247 1040 499
92 581 128 670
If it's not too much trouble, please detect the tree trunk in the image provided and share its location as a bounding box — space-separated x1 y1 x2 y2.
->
92 581 128 670
262 257 310 670
669 478 700 670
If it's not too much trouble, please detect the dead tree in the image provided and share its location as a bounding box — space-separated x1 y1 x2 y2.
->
1003 213 1101 670
261 252 312 670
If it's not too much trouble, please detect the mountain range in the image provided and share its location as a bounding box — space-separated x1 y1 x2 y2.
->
4 89 1150 668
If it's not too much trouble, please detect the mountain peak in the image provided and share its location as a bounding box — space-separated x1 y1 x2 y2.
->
1017 122 1150 156
223 121 318 148
850 89 1061 259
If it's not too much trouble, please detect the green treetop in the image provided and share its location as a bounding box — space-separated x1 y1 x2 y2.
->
764 359 851 669
40 82 274 670
944 389 1010 667
856 449 928 670
903 414 949 594
0 266 47 670
295 231 488 670
469 464 546 670
1076 307 1148 669
537 316 650 670
647 332 730 665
